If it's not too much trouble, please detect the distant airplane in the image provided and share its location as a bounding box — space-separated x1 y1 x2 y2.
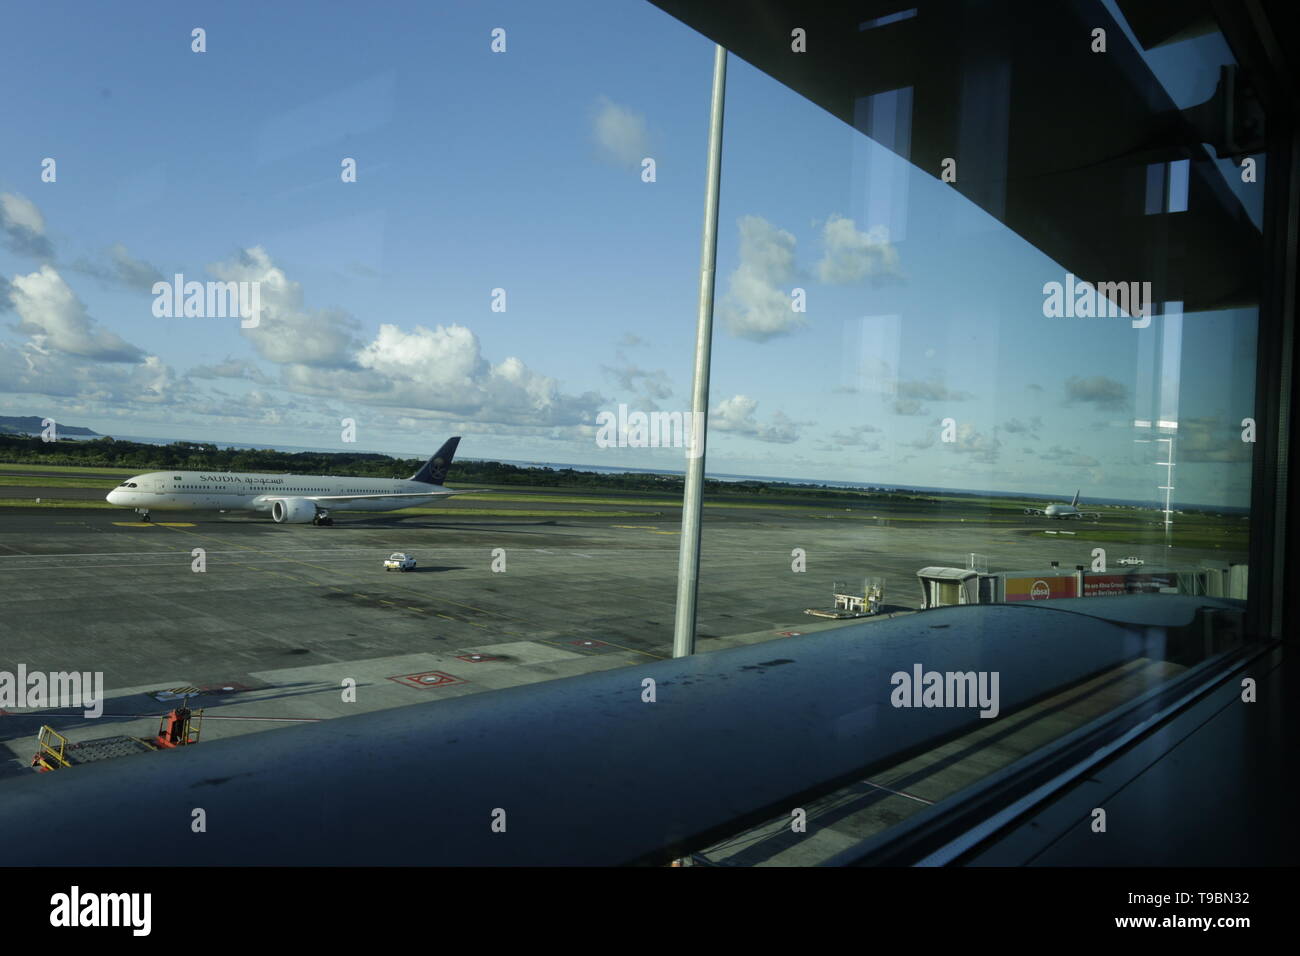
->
106 437 471 526
1023 489 1101 520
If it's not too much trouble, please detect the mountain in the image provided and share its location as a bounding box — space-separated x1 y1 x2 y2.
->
0 416 101 437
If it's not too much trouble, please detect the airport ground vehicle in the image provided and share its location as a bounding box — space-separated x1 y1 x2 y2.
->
1118 557 1145 566
31 708 202 772
384 552 417 572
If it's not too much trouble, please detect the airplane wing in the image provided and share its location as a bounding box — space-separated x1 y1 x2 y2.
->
1023 508 1046 515
1076 511 1102 519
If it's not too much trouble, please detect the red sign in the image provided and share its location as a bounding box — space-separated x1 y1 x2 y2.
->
1004 575 1078 602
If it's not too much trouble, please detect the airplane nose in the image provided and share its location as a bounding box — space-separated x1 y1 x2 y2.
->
106 490 121 505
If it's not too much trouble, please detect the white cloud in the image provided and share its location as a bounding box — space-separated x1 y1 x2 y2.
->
0 343 183 406
72 242 164 291
592 96 651 168
949 422 1001 463
7 264 144 362
830 424 881 448
190 357 274 385
211 246 360 368
720 216 803 342
711 394 802 443
0 192 52 258
815 215 900 283
284 322 603 427
602 353 673 406
896 378 973 401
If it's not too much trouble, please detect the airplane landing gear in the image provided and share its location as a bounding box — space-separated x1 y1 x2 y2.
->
313 510 333 527
136 509 152 522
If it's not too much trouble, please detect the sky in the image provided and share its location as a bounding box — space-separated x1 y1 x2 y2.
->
0 0 1263 506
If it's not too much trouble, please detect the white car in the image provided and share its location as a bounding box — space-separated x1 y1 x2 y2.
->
384 552 417 572
1117 556 1145 567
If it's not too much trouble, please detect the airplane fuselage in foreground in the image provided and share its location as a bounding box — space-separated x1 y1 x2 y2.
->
105 437 467 524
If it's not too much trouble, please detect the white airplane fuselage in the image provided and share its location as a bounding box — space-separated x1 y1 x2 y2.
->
106 471 457 518
1043 503 1083 519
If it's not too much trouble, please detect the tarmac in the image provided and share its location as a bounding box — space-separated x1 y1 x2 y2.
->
0 491 1242 864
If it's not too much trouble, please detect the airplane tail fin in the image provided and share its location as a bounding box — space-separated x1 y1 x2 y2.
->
409 437 461 485
1071 489 1080 508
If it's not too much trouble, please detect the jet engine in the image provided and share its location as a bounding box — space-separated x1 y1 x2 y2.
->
271 498 318 524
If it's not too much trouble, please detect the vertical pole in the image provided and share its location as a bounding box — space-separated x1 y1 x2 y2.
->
672 44 727 660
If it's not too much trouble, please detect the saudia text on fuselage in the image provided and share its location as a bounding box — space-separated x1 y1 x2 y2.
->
197 475 285 484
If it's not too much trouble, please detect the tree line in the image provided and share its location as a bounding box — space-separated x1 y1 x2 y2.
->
0 434 929 501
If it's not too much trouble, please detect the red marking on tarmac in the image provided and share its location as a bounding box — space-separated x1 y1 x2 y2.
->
778 631 803 637
389 671 463 689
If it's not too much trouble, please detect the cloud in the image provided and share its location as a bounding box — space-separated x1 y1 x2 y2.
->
0 192 53 258
1178 416 1252 463
190 357 274 385
0 344 184 406
830 424 881 448
815 215 900 283
1002 416 1042 433
892 398 927 415
71 242 165 291
1002 416 1043 438
948 423 1001 463
7 264 145 362
711 394 802 443
282 322 603 427
897 378 973 402
1064 375 1128 410
210 246 361 368
720 216 802 342
1039 444 1100 467
602 354 673 405
592 96 650 168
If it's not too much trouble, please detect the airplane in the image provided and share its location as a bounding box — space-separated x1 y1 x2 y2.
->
1023 489 1102 520
106 437 472 526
